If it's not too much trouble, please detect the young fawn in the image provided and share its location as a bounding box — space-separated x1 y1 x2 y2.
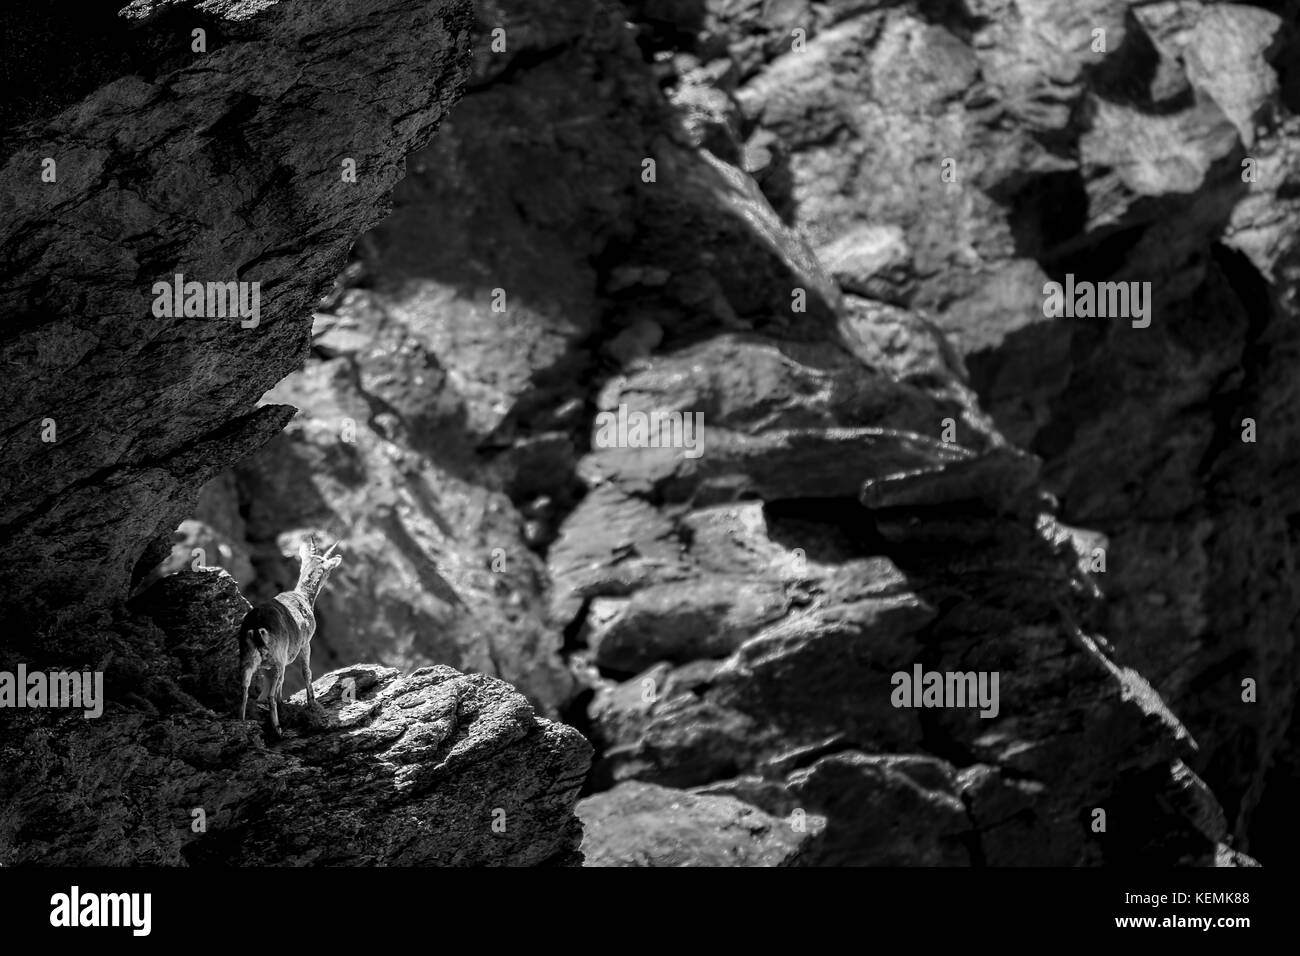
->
238 534 343 736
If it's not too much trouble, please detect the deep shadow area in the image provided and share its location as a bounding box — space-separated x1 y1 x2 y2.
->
0 0 232 155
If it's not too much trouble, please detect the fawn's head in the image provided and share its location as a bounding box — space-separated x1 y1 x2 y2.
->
296 534 343 594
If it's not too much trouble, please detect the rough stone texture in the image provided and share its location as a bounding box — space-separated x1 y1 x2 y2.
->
224 346 578 711
0 0 598 868
7 0 1295 867
786 752 973 866
0 570 590 865
0 0 474 624
715 0 1300 859
129 568 251 712
131 472 256 598
586 578 790 674
158 0 1290 866
578 781 817 866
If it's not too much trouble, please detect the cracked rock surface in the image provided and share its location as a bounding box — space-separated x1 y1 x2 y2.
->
0 0 598 868
1 572 589 865
0 0 473 622
3 0 1295 867
173 0 1291 864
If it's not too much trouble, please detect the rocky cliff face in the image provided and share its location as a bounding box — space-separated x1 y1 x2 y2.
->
0 0 474 623
3 0 1293 866
6 569 589 865
161 0 1292 865
0 0 589 867
705 0 1300 860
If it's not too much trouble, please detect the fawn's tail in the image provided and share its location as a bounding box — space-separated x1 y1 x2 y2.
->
238 608 269 656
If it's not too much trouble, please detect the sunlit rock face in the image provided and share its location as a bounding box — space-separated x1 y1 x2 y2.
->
190 0 1292 864
7 0 1295 866
0 0 603 868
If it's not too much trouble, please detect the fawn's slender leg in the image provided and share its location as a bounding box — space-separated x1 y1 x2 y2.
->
300 649 316 707
269 661 286 735
239 657 257 720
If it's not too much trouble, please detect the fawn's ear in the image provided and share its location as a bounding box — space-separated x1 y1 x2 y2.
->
325 555 343 571
298 537 312 564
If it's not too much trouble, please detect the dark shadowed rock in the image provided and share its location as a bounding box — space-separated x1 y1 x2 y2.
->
719 0 1300 856
28 0 1294 868
0 653 591 865
0 0 610 869
129 567 250 712
788 752 972 866
0 0 474 623
587 577 790 673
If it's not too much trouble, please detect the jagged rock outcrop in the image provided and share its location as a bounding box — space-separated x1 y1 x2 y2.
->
1 572 590 865
703 0 1300 856
0 0 474 625
0 0 597 868
222 343 579 712
23 0 1292 866
170 0 1291 865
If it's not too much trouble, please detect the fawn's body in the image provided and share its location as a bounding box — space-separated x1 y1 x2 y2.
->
239 535 342 736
